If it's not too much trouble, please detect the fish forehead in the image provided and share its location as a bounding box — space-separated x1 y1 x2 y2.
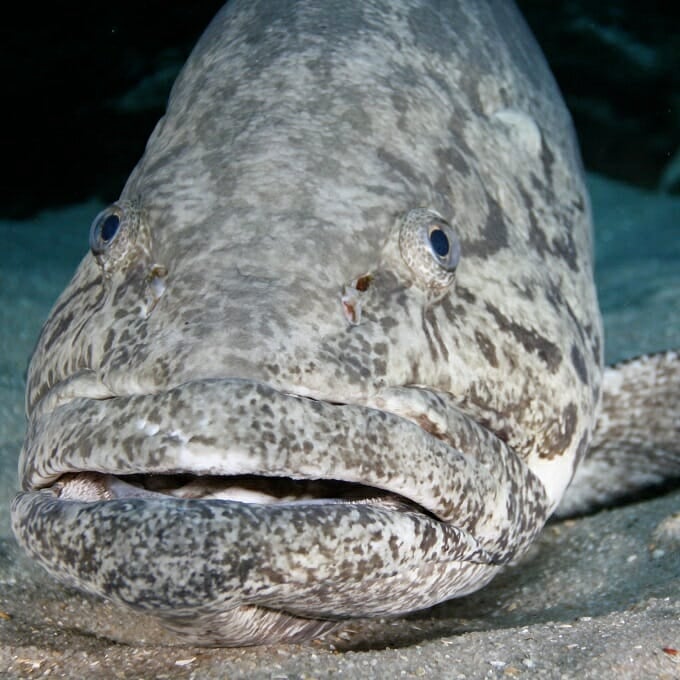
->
129 0 582 248
27 0 601 468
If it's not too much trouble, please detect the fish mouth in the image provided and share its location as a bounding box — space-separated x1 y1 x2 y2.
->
12 377 547 641
18 377 507 523
54 470 434 512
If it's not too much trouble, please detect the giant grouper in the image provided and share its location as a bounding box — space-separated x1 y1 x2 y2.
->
11 0 680 645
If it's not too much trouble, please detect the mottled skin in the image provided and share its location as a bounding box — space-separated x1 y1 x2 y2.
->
10 0 679 646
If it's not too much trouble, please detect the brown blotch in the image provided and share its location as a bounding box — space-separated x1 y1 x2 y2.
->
415 414 445 440
418 523 439 553
474 330 499 368
423 306 449 362
541 403 578 458
486 302 562 373
355 274 372 292
459 193 509 258
189 435 218 447
570 344 588 385
44 311 75 352
455 285 477 305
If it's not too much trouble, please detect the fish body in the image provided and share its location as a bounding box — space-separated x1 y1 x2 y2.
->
11 0 679 645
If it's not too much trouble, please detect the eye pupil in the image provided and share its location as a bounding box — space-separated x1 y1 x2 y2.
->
100 214 120 242
429 228 450 257
89 206 125 256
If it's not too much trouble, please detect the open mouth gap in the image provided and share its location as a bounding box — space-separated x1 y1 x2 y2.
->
55 471 438 518
126 473 390 504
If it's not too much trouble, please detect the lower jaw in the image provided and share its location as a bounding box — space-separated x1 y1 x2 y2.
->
11 487 495 629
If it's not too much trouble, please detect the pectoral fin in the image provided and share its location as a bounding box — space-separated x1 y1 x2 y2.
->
556 351 680 517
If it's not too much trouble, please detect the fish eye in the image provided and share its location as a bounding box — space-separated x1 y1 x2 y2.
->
398 208 460 290
89 206 123 255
